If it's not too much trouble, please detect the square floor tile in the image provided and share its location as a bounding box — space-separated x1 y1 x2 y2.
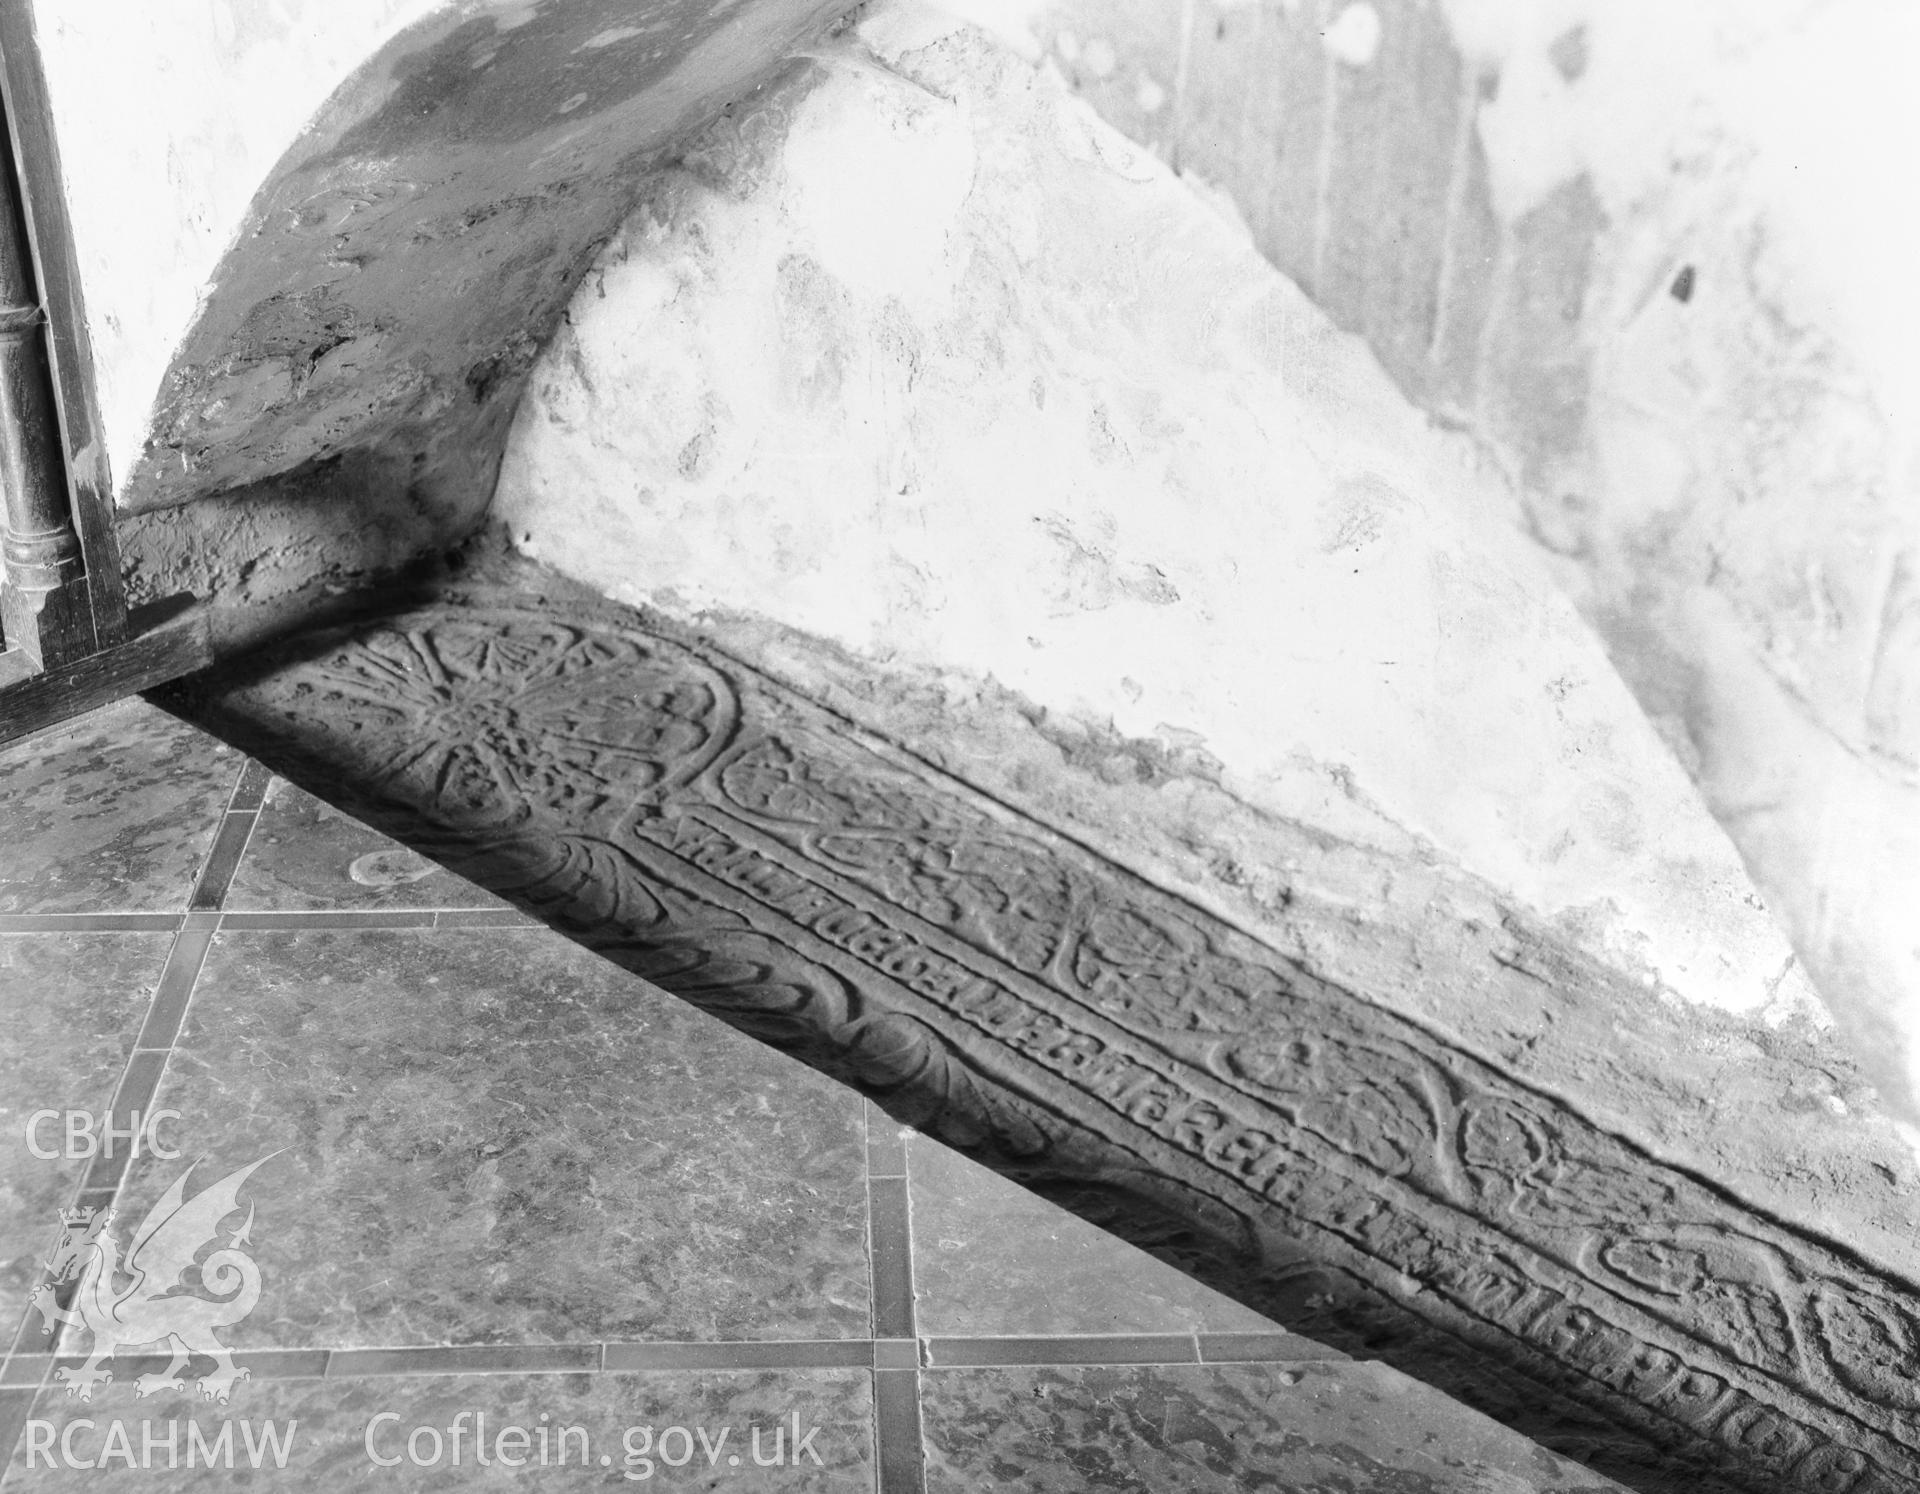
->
224 781 511 914
0 701 236 915
108 927 871 1350
919 1362 1626 1491
4 1368 873 1490
0 933 173 1305
905 1133 1278 1338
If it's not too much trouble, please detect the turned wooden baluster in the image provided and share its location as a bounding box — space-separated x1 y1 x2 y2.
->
0 71 83 669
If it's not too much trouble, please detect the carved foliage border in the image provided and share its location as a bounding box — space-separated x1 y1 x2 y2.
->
221 597 1920 1493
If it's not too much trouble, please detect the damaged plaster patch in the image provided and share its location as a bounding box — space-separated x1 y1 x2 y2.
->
1037 512 1180 612
1321 3 1382 66
782 64 976 311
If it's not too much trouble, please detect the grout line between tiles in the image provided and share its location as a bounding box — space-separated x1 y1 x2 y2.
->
1198 1331 1351 1364
6 1349 337 1388
227 759 275 814
865 1108 916 1343
6 1339 902 1384
326 1345 603 1379
865 1099 908 1179
0 913 184 933
4 1332 1337 1386
183 753 267 913
68 1049 172 1202
432 908 544 928
874 1369 925 1494
211 909 545 930
186 812 258 913
218 909 438 930
868 1177 916 1340
603 1341 876 1373
865 1102 925 1494
920 1334 1202 1368
131 921 214 1050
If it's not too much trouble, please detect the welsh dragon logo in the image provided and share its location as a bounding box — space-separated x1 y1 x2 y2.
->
27 1154 276 1404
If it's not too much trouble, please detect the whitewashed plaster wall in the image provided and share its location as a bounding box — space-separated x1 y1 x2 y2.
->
494 9 1819 1067
962 0 1920 1122
1444 0 1920 1135
26 0 850 646
32 0 445 498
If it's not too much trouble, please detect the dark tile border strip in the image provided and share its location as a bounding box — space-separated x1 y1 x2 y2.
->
866 1101 926 1494
214 909 542 931
430 908 543 928
72 1049 174 1199
3 1333 1336 1390
0 1358 50 1391
7 1342 910 1386
0 914 183 933
874 1369 925 1494
869 1178 916 1343
131 921 214 1050
1199 1331 1348 1364
217 910 438 930
0 1346 49 1393
7 1349 333 1388
922 1335 1202 1368
225 910 541 930
186 760 267 912
867 1102 908 1178
187 815 257 912
605 1342 873 1372
327 1345 602 1378
225 1348 334 1381
228 759 275 814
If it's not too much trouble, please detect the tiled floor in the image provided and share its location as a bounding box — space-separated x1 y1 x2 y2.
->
0 697 1626 1489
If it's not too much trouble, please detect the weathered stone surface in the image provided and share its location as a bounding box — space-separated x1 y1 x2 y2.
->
0 697 239 914
125 925 873 1348
175 583 1920 1493
0 932 173 1304
920 1361 1628 1492
903 1129 1281 1339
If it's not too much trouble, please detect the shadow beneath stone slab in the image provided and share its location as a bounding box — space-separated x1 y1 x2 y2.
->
155 576 1917 1494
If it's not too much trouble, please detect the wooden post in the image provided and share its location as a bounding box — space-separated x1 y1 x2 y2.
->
0 48 87 669
0 7 206 743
